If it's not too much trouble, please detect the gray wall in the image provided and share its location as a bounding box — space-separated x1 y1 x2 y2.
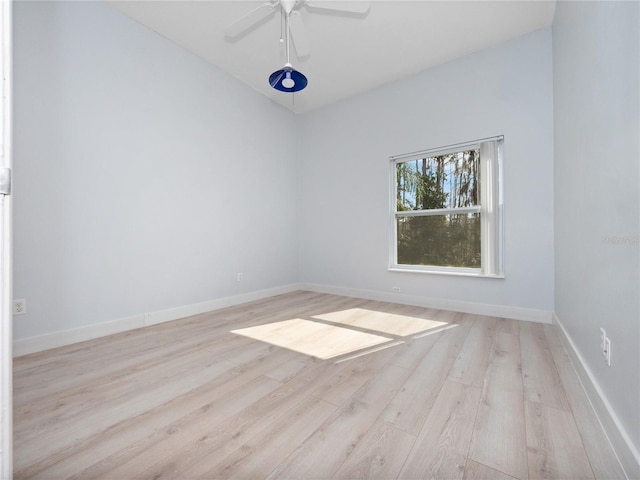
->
298 29 555 315
13 1 299 339
553 0 639 456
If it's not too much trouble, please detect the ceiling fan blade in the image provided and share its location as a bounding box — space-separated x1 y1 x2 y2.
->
289 11 310 57
224 2 278 38
305 0 371 14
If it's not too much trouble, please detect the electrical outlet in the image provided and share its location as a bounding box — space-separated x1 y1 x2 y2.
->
600 328 611 366
237 272 243 282
13 299 26 315
392 287 401 293
604 337 611 366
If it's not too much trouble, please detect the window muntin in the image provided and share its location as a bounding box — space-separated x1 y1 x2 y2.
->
390 137 503 277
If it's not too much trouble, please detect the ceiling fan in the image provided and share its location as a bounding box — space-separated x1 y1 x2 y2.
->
224 0 371 93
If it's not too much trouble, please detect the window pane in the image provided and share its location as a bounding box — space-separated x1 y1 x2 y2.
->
396 149 479 211
396 213 481 268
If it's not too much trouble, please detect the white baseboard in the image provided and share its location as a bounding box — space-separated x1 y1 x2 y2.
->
12 282 552 356
140 284 301 326
13 313 146 357
13 284 302 357
300 283 553 323
553 313 640 480
12 283 551 357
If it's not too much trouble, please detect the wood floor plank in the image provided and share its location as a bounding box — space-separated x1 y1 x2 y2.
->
398 379 482 480
468 330 528 480
69 349 307 479
463 459 519 480
310 338 414 407
193 395 338 479
332 421 416 480
14 357 235 479
449 315 497 387
389 329 442 371
15 352 248 472
132 384 325 478
12 292 623 480
495 317 520 336
543 324 627 480
78 374 283 480
14 341 245 433
13 326 165 373
520 321 570 411
525 400 595 479
451 311 478 328
15 347 294 479
130 356 370 479
13 331 186 402
265 362 416 479
382 324 470 436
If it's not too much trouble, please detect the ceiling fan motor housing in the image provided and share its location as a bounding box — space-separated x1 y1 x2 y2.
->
225 0 371 93
280 0 298 15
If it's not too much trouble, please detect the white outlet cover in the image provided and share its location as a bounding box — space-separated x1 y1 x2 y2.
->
13 299 26 315
604 337 611 366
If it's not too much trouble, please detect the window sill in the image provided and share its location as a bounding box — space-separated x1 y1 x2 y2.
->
388 267 505 279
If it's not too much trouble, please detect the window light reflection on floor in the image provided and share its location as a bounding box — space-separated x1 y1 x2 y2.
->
312 308 448 336
231 318 393 360
230 308 456 361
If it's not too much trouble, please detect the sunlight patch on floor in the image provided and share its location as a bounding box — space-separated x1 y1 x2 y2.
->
312 308 449 336
231 319 393 360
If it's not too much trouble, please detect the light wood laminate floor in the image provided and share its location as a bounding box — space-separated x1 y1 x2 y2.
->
13 291 624 479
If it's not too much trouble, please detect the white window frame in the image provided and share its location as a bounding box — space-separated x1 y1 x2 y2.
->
389 136 504 278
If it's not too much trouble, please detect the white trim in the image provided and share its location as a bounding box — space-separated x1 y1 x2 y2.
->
301 283 552 323
389 158 398 266
396 206 481 217
389 136 500 162
0 0 12 476
387 266 504 278
390 136 504 276
387 267 504 278
13 284 302 357
553 313 640 479
13 313 146 357
479 139 502 276
140 284 298 326
13 283 554 357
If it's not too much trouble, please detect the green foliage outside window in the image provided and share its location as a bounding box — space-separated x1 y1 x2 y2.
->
395 150 481 268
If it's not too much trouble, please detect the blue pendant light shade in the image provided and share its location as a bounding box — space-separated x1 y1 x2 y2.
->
269 64 308 92
270 3 307 93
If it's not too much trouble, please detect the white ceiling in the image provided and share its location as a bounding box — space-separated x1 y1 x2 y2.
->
108 0 556 114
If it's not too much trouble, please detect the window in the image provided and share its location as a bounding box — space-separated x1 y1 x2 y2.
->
390 137 504 277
